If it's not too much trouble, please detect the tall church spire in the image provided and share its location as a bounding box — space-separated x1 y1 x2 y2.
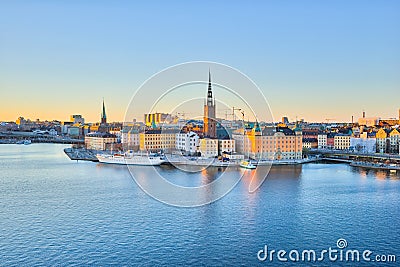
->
101 98 107 124
207 69 213 106
204 69 217 138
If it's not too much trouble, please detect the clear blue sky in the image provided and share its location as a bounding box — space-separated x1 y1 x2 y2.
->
1 0 399 122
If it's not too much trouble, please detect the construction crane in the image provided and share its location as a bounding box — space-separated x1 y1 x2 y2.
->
232 107 242 122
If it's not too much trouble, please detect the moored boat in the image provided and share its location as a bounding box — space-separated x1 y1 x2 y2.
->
240 160 256 169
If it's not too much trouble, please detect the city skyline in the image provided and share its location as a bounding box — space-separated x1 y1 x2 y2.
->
1 1 399 122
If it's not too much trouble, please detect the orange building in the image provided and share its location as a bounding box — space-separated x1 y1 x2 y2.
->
233 123 302 160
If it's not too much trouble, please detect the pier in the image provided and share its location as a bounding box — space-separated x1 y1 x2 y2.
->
64 148 98 162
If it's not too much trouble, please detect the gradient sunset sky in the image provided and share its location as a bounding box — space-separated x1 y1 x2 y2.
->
1 0 399 123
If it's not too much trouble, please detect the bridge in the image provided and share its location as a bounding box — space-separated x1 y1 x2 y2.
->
309 149 400 163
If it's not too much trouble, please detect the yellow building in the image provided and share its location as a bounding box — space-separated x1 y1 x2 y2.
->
144 113 170 127
376 128 400 154
139 129 176 152
199 138 218 158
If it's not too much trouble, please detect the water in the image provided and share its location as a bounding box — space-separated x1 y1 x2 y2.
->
0 144 399 266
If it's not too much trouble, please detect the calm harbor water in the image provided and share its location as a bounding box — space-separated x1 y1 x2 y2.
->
0 144 399 266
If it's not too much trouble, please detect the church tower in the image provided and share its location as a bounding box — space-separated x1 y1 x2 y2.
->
204 70 216 138
101 98 107 124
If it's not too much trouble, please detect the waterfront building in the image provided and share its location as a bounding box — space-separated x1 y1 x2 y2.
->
317 133 327 149
334 134 351 150
232 124 302 160
203 70 217 138
263 127 302 160
199 138 218 158
139 129 176 152
376 128 400 154
85 132 118 151
376 128 388 153
176 131 200 155
350 137 376 153
389 128 400 154
326 133 336 149
218 139 235 154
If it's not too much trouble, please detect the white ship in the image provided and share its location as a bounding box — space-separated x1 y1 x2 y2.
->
96 152 166 166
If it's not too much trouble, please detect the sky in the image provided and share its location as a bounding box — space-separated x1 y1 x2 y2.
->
1 0 399 123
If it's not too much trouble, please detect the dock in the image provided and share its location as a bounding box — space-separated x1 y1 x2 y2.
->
64 148 99 162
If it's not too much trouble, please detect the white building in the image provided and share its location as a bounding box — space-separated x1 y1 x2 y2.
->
350 137 376 154
85 132 118 151
318 134 327 149
176 131 199 155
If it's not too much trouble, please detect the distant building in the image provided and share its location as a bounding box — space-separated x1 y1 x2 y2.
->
358 117 379 127
144 113 171 127
70 114 84 124
67 126 80 137
16 117 26 125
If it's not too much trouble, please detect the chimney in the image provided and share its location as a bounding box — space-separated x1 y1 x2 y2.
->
362 111 365 118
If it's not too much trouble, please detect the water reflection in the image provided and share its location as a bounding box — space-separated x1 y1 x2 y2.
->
350 166 400 180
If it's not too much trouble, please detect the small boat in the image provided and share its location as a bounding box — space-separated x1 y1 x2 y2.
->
23 140 32 145
240 160 256 169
